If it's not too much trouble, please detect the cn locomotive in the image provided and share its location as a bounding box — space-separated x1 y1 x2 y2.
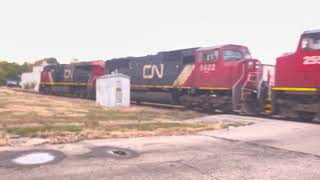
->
106 45 269 114
39 29 320 120
272 30 320 120
40 60 105 99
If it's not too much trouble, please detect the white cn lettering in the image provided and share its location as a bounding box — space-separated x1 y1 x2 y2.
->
143 64 164 79
303 56 320 65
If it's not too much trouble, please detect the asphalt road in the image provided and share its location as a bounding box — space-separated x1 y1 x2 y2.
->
0 115 320 180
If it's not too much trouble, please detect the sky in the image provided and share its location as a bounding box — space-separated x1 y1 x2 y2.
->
0 0 319 65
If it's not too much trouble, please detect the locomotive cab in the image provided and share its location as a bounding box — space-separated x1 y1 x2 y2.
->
297 31 320 77
182 45 263 113
194 45 258 89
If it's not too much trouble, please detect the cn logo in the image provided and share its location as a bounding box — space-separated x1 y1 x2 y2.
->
303 56 320 65
143 64 164 79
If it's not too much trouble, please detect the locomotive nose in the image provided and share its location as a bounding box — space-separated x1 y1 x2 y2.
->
247 59 261 70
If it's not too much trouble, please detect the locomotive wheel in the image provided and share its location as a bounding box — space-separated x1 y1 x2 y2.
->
221 105 233 114
184 103 194 109
80 91 86 98
297 112 314 122
79 91 83 98
243 101 259 116
278 105 314 121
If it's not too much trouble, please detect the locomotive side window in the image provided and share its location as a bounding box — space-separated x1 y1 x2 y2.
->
201 50 219 62
302 33 320 50
198 52 204 62
223 50 244 61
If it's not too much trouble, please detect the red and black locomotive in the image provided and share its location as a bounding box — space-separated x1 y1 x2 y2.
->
40 60 105 99
106 45 267 114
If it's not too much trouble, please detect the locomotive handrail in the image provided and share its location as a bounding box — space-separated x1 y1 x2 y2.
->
232 63 246 110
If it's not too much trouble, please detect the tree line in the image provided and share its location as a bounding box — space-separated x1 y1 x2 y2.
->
0 58 58 86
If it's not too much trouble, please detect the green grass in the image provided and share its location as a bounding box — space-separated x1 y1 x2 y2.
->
6 122 204 136
7 125 82 136
164 110 205 120
0 111 43 122
84 108 155 121
109 122 204 131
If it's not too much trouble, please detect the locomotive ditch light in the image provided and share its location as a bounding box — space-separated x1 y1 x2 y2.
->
248 61 254 68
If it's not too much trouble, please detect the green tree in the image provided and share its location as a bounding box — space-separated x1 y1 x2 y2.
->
0 58 59 86
34 57 58 66
21 62 33 73
0 61 23 85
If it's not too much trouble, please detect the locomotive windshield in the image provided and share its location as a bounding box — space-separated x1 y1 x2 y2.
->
301 33 320 50
223 50 244 61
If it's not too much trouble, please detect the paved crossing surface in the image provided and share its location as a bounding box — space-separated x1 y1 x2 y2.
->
1 115 319 180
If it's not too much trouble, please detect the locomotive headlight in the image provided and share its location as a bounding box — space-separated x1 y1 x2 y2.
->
248 61 254 68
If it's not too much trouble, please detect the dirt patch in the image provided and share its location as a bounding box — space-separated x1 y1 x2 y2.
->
0 132 8 146
0 138 8 146
32 122 226 144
